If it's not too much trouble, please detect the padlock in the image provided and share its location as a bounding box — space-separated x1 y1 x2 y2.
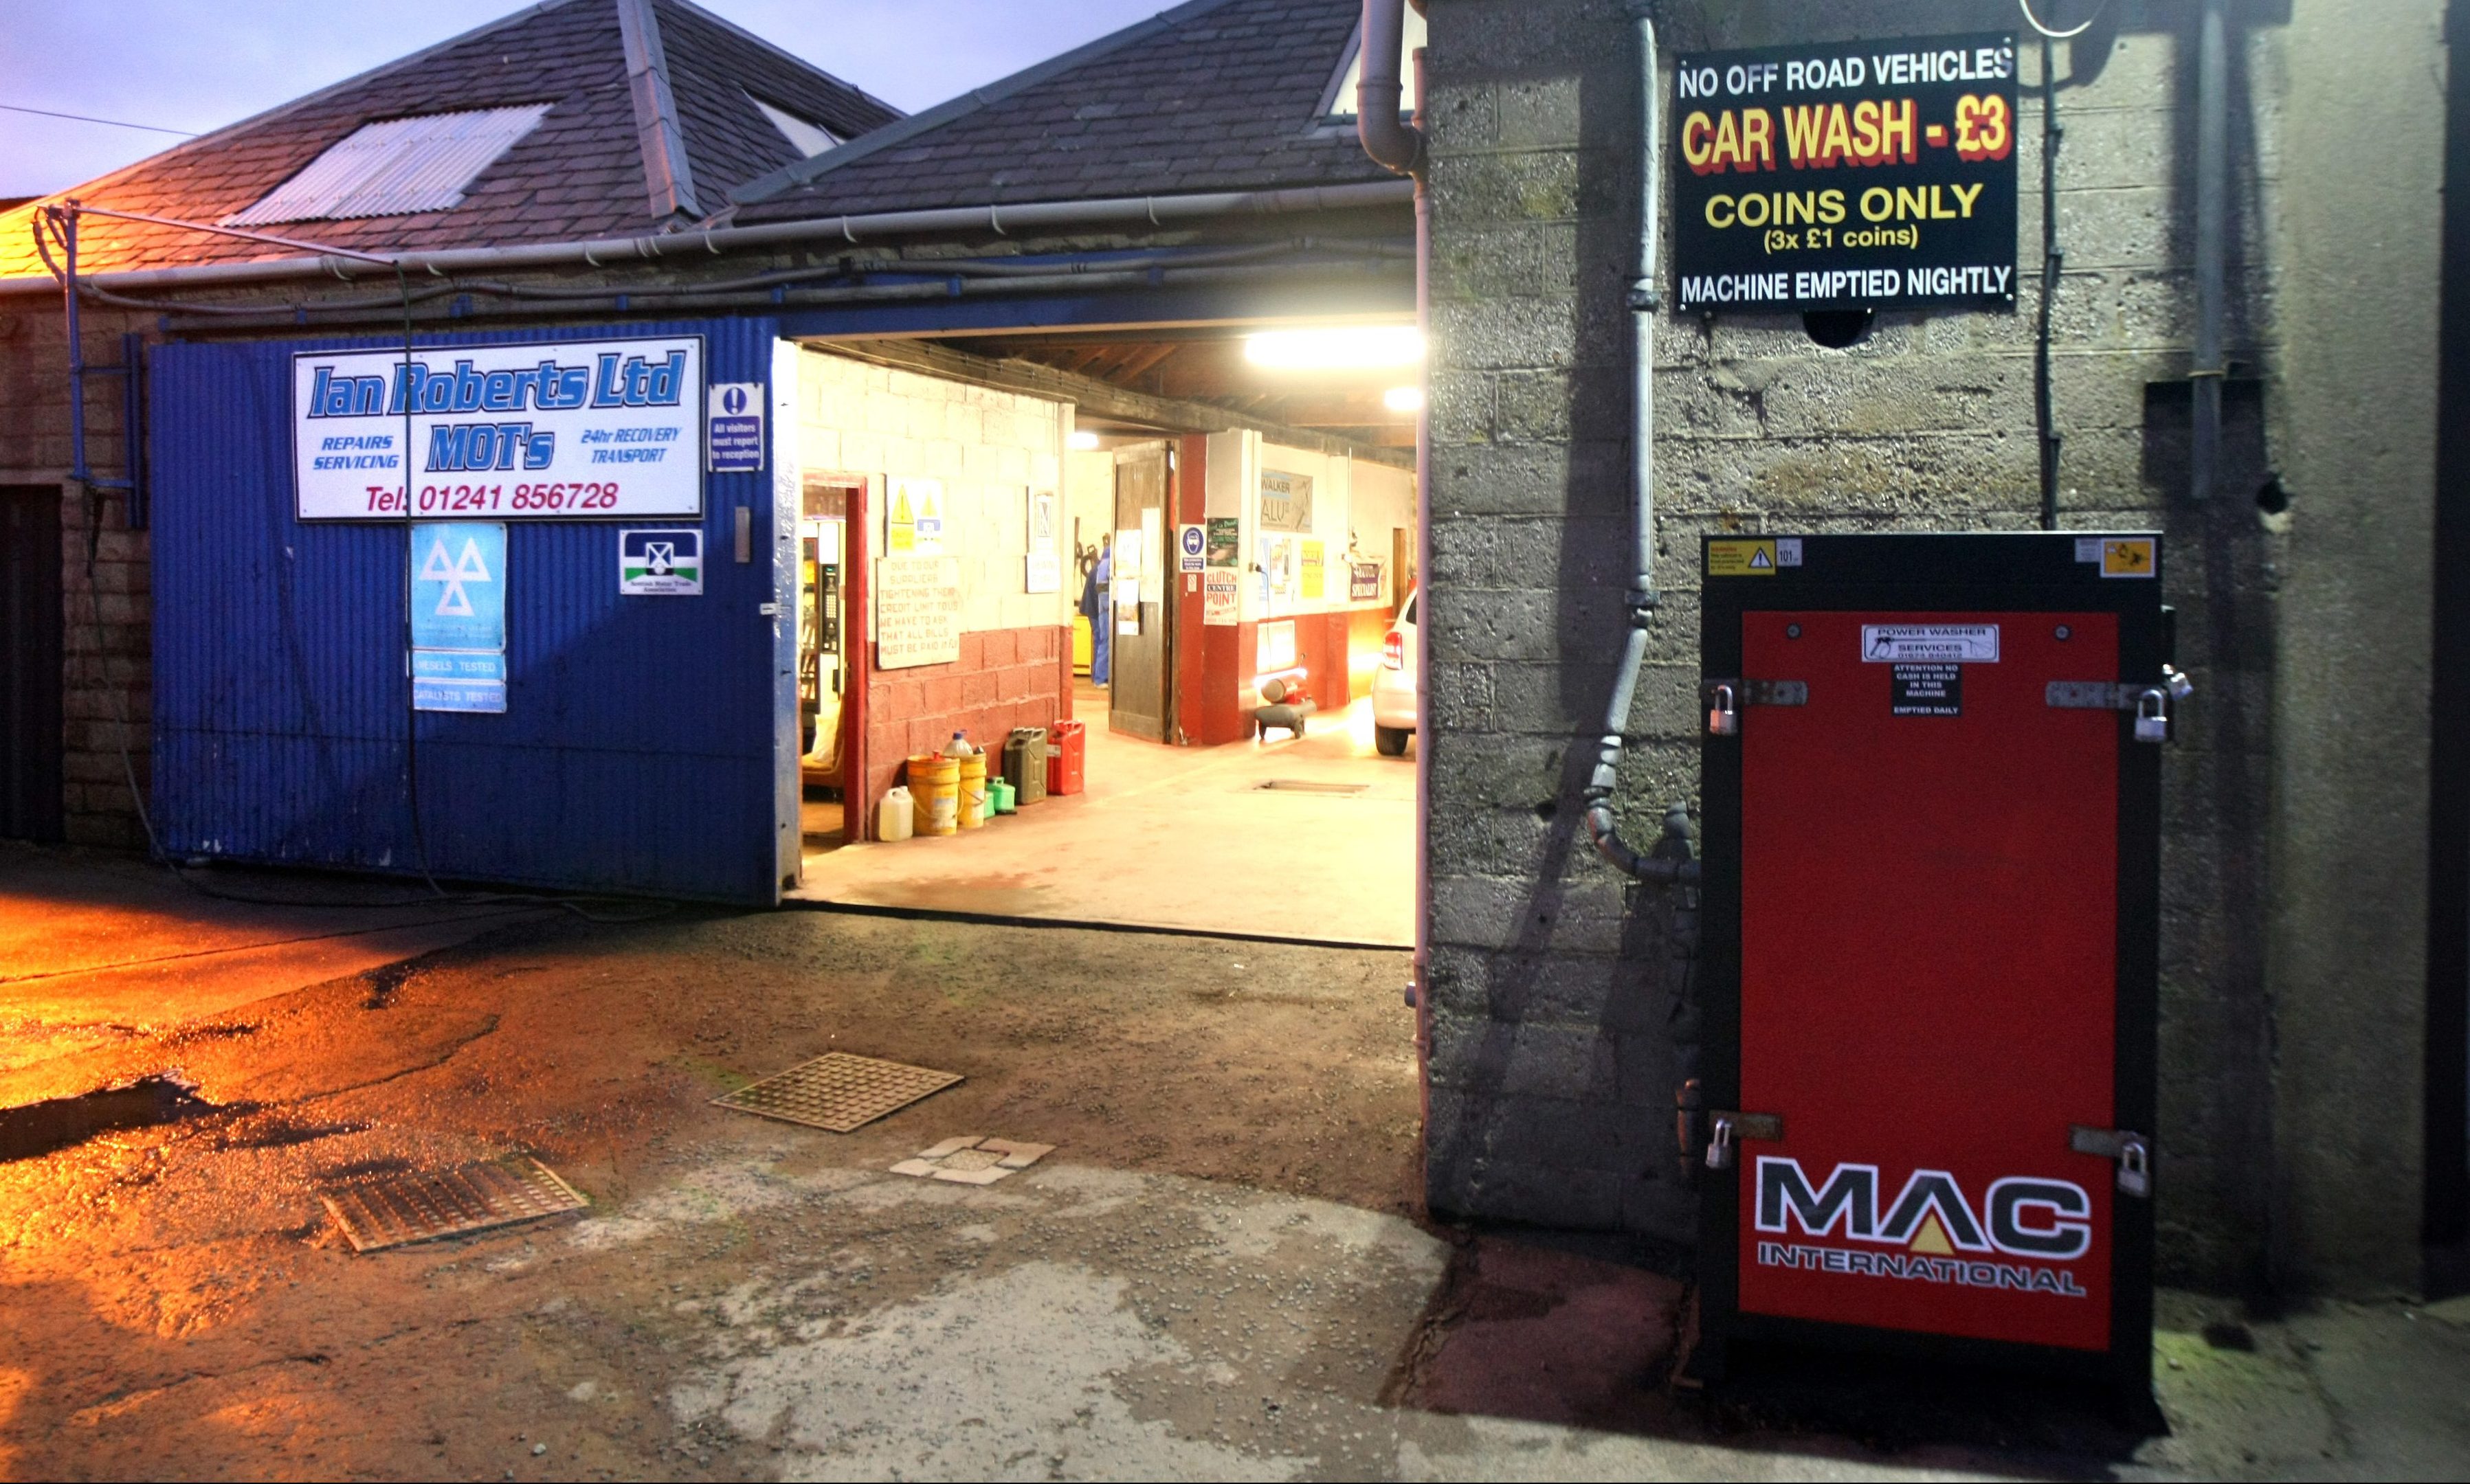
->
1704 1113 1736 1171
2133 688 2168 743
2117 1134 2152 1198
1707 684 1739 737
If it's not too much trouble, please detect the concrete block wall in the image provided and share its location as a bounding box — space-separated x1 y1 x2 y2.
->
1423 0 2437 1292
0 302 153 848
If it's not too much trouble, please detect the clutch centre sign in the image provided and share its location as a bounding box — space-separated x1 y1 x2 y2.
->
1671 33 2018 313
292 335 705 521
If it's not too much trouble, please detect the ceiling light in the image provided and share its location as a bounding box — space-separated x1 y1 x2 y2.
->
1068 429 1102 451
1243 326 1424 371
1383 385 1425 413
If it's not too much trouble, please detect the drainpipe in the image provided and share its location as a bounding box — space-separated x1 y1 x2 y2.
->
1357 0 1434 1143
1582 5 1697 888
2191 0 2229 502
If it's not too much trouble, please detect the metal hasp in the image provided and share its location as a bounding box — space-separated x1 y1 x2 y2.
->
1693 532 2168 1403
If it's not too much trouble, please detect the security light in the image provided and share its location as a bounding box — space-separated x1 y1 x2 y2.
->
1068 429 1102 451
1383 385 1425 412
1243 327 1424 372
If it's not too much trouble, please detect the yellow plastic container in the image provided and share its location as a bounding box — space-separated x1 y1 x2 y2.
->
955 750 988 831
911 753 959 835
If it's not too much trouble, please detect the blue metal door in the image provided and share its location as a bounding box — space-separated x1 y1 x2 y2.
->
148 317 788 904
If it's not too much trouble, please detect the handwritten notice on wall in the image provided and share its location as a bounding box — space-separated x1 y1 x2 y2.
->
875 554 962 668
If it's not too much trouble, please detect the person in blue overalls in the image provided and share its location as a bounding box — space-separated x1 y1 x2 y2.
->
1080 535 1112 686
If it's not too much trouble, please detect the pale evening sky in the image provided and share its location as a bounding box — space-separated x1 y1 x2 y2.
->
0 0 1175 199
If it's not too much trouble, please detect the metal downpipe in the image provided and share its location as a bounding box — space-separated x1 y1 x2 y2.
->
1582 5 1693 886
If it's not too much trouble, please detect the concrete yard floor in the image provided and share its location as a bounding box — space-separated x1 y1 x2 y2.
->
1 851 2468 1479
788 697 1414 947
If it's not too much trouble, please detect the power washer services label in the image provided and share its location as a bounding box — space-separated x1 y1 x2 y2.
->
1671 33 2018 313
291 336 706 521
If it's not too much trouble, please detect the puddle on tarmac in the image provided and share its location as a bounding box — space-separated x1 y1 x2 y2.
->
0 1075 218 1162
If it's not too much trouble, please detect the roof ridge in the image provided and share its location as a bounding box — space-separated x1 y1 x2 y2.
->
653 0 906 125
616 0 700 223
3 0 588 221
724 0 1247 210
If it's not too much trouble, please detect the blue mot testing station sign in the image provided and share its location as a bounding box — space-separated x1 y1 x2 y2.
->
410 521 508 712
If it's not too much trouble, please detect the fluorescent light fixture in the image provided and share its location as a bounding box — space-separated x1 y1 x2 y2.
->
1243 326 1424 372
1383 385 1425 413
1068 429 1102 451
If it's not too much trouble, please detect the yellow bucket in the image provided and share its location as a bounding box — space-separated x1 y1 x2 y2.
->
911 753 959 835
955 750 988 830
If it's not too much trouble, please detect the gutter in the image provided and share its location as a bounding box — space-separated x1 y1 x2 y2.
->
0 180 1415 300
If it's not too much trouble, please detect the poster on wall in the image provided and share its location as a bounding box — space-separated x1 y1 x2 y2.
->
1260 535 1295 616
293 336 704 521
1138 508 1164 605
889 477 944 554
409 521 507 712
706 382 764 472
1259 469 1313 532
1178 524 1206 574
1301 541 1326 600
1350 561 1383 602
874 554 962 668
1205 517 1240 566
1203 567 1239 626
1669 32 2018 313
1025 488 1060 594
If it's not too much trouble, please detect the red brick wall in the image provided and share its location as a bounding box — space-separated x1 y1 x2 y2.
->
862 623 1072 826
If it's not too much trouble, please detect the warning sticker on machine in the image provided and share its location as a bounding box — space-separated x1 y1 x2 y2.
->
1861 624 1999 662
1891 663 1962 716
1707 539 1778 576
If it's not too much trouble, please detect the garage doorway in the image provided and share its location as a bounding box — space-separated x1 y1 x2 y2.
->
1 486 65 842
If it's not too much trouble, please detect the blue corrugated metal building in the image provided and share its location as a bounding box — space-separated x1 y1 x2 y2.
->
150 319 799 903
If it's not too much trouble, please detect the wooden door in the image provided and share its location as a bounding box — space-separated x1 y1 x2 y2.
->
1 486 64 842
1110 445 1170 741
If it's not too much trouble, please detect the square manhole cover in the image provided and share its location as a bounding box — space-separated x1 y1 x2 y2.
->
1253 779 1370 796
320 1156 588 1253
712 1051 963 1133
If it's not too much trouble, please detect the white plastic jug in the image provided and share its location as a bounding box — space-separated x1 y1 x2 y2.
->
878 786 915 842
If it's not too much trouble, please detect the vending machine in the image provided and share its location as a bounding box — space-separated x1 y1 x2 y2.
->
1694 532 2177 1394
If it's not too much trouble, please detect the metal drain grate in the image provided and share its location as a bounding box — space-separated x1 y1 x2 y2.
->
1254 779 1371 795
711 1051 963 1133
320 1156 588 1253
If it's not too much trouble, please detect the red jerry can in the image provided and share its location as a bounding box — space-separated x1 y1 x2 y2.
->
1692 532 2170 1404
1045 719 1087 796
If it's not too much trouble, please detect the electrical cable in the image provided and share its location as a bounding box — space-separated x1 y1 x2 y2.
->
2035 30 2064 530
2018 0 2111 42
0 102 196 135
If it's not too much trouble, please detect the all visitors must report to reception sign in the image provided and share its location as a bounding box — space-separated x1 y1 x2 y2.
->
291 335 706 521
1671 34 2018 313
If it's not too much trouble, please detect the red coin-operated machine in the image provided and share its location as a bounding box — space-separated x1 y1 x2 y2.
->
1693 532 2179 1397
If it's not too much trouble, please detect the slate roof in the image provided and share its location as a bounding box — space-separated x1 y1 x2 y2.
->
728 0 1393 224
0 0 898 280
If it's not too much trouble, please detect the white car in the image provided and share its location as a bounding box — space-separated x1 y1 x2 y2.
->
1372 588 1417 756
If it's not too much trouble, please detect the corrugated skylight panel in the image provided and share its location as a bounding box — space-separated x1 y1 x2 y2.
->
223 104 552 226
750 95 838 158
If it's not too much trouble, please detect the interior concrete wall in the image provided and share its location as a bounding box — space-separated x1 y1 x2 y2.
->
1421 0 2439 1292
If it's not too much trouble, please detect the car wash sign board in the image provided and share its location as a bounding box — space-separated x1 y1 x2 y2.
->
1671 34 2017 313
292 335 705 521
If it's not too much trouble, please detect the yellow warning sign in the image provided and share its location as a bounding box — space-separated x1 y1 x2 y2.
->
2100 537 2156 578
1707 539 1778 576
